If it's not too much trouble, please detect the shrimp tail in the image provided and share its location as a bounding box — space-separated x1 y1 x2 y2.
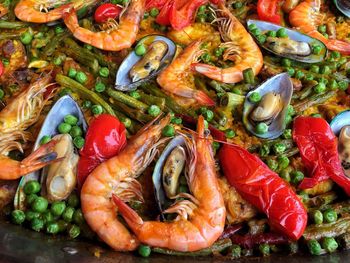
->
327 39 350 55
192 63 242 83
23 139 60 168
62 7 79 33
195 91 216 106
112 194 143 228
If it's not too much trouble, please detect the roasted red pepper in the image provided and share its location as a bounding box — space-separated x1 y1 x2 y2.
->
230 233 289 249
293 116 350 195
94 3 122 23
219 144 307 240
77 114 127 189
257 0 282 25
0 61 4 77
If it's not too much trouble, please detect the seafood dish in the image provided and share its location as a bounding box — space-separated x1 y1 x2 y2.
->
3 0 350 260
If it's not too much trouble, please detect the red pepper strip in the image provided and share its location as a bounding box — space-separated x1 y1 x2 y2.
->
77 114 127 189
177 113 226 142
257 0 282 25
293 116 350 195
219 224 243 240
155 0 173 26
94 3 122 23
0 61 4 77
219 144 307 240
230 233 289 249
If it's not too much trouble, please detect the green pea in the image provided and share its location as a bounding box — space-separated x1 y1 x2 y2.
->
31 197 48 213
73 136 85 149
276 28 288 38
198 5 207 13
201 53 211 63
230 244 241 258
31 218 44 232
249 92 261 103
273 143 286 154
256 34 267 44
70 125 83 138
232 87 242 95
281 58 291 67
259 243 270 256
58 122 72 134
286 67 295 77
295 70 305 79
308 239 322 255
203 120 209 129
250 28 261 36
212 141 220 151
203 110 214 121
135 43 146 56
248 23 257 31
53 57 63 66
68 224 81 239
196 13 207 23
291 170 304 185
62 207 75 222
51 201 66 217
138 244 151 257
54 26 64 34
23 180 41 195
338 80 349 91
162 125 175 137
233 2 243 8
91 104 103 115
320 65 331 74
225 129 235 139
328 79 338 90
214 47 224 57
267 159 278 171
64 114 78 125
266 30 276 37
330 51 341 59
20 31 33 45
25 210 41 221
148 105 161 117
73 209 84 225
99 67 109 78
318 77 328 84
94 82 106 93
42 211 54 224
318 25 326 33
313 210 323 224
46 222 60 234
68 68 77 78
323 209 337 223
285 115 293 125
323 33 329 38
84 44 93 50
259 144 270 157
11 210 26 225
26 194 38 206
287 105 295 116
0 89 4 100
143 12 149 19
82 100 92 109
279 170 291 182
322 237 338 253
75 71 87 84
304 73 314 81
68 193 80 208
282 129 292 139
122 118 132 128
171 117 182 125
150 7 159 17
255 123 268 134
277 155 289 170
129 90 141 99
299 191 310 203
40 135 51 145
314 82 326 94
310 65 320 73
59 88 72 97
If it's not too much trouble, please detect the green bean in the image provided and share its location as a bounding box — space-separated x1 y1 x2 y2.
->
194 77 212 94
152 238 232 256
283 147 299 158
305 192 338 208
42 32 69 58
243 68 255 84
213 109 228 127
112 108 139 134
106 88 148 111
220 92 245 107
0 21 28 29
208 80 226 93
293 91 336 112
303 216 350 240
55 74 115 116
0 31 23 40
110 99 153 123
138 91 166 110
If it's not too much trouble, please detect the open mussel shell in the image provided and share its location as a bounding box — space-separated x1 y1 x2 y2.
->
152 136 186 220
14 95 87 209
247 19 327 63
330 110 350 136
115 35 177 91
243 73 293 140
334 0 350 18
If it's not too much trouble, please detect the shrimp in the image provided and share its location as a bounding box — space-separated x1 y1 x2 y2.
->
63 0 145 51
0 3 8 18
15 0 98 23
289 0 350 55
0 131 31 156
157 41 215 107
0 74 54 134
0 139 59 180
113 116 226 252
80 115 171 251
192 4 263 84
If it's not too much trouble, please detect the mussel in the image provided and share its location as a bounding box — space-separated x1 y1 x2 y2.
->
152 136 186 220
243 73 293 139
330 110 350 177
14 95 87 209
115 35 177 91
334 0 350 18
247 19 327 63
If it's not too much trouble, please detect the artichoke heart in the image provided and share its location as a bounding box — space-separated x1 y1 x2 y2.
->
250 92 283 125
339 126 350 177
45 134 78 202
265 37 312 57
129 41 168 83
162 146 186 199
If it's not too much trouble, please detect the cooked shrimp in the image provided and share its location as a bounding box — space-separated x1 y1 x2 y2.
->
0 131 31 156
0 3 8 18
63 0 145 51
15 0 98 23
0 74 53 134
192 4 263 84
289 0 350 55
113 116 226 252
0 139 59 180
80 115 171 251
157 41 215 106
